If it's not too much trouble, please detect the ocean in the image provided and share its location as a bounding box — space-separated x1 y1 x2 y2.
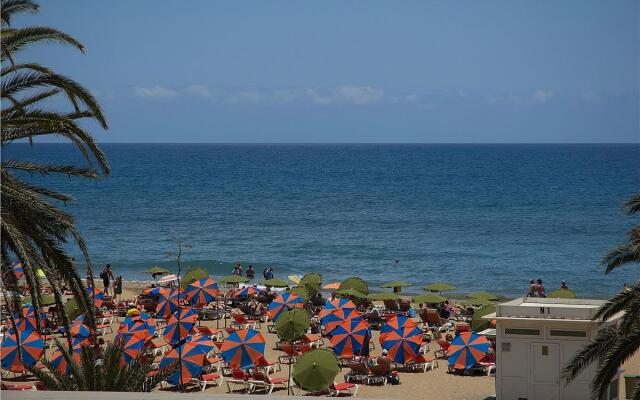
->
5 143 639 298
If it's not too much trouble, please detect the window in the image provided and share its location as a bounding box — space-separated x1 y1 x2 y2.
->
504 328 541 336
502 342 511 352
541 345 548 356
549 329 587 338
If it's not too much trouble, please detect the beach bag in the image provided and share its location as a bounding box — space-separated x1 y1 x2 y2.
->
99 270 106 279
388 371 400 385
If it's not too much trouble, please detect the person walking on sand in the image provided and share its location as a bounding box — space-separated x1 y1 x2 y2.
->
100 264 114 296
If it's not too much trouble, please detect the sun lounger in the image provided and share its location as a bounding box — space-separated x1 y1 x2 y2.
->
198 372 223 391
419 308 447 330
204 356 223 373
255 355 281 374
329 382 359 397
231 313 261 330
455 322 471 335
225 369 252 393
366 364 389 385
405 354 437 372
195 325 224 341
248 370 289 394
1 383 37 391
434 340 451 359
472 353 495 376
344 362 369 383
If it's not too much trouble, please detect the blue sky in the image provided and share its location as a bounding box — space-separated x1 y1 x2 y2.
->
17 1 640 143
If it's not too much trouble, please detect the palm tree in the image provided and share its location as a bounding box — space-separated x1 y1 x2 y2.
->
29 340 175 391
564 193 640 399
1 0 108 342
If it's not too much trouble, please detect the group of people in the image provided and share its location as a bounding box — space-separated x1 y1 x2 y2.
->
526 278 547 297
230 264 275 280
86 264 116 297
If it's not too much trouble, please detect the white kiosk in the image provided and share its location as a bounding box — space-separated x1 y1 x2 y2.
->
485 297 622 400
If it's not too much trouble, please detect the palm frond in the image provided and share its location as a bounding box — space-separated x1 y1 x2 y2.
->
1 0 39 26
562 325 620 383
624 194 640 215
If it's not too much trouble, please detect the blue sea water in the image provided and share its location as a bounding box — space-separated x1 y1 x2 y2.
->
4 143 639 298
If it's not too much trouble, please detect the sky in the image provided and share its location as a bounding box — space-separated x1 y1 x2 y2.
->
14 0 640 143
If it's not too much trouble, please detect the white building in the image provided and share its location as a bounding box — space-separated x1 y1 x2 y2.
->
485 297 622 400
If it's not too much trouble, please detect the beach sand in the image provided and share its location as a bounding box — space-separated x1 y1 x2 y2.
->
5 281 637 399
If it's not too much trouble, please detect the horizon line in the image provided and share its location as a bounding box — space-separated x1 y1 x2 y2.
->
12 142 640 145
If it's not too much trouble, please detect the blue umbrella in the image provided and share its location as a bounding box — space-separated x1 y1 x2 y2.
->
220 329 266 370
447 331 491 370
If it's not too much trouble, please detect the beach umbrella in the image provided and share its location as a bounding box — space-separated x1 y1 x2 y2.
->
185 278 219 306
467 291 500 301
181 267 209 289
300 273 322 297
164 307 197 345
336 288 367 298
292 349 340 392
144 266 170 282
160 341 207 386
21 294 55 307
1 329 45 372
221 275 250 284
548 288 577 299
262 278 290 288
287 286 310 302
10 262 24 280
13 304 45 332
412 293 447 304
471 305 497 332
115 332 146 365
288 275 302 284
268 292 304 322
322 282 341 290
275 308 310 343
330 318 371 358
118 314 156 339
63 297 85 321
339 277 369 295
318 298 356 319
86 287 105 308
186 334 216 355
220 328 266 370
380 325 422 364
157 274 178 285
447 331 491 370
66 314 92 338
380 314 417 342
142 287 170 297
234 286 260 298
321 308 363 334
368 292 401 301
380 281 412 293
50 337 89 375
463 297 494 307
156 287 185 319
424 283 456 293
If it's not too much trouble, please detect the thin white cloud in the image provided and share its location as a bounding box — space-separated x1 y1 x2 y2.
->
134 85 179 99
330 85 384 105
484 90 554 105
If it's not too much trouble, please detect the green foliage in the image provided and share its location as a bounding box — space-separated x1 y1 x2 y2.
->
0 0 108 336
29 340 175 391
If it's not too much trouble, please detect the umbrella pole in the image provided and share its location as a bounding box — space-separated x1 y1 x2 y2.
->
216 297 219 330
287 341 292 396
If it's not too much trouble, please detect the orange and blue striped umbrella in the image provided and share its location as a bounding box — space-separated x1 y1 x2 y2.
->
380 314 417 342
186 334 216 355
142 287 170 297
86 287 105 308
267 292 304 321
163 307 197 345
68 314 93 338
220 329 265 370
185 278 219 306
13 304 46 332
118 313 156 340
321 308 362 334
156 288 185 319
50 337 90 375
10 262 24 280
234 286 260 298
330 318 371 358
447 331 491 370
318 298 356 319
1 329 44 372
115 332 146 365
160 341 207 385
380 325 422 364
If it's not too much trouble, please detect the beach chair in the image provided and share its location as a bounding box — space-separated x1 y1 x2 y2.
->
1 382 37 391
197 372 223 391
434 340 451 359
225 369 252 393
231 313 261 330
472 352 496 376
195 325 224 341
366 364 389 385
329 382 359 397
405 354 436 372
204 356 223 373
419 308 447 329
303 333 324 348
455 322 471 335
382 299 399 311
248 370 289 394
278 343 302 365
344 362 369 383
255 355 281 374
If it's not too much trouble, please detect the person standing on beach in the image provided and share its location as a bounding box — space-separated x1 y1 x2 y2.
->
100 264 114 296
246 265 255 280
536 279 546 297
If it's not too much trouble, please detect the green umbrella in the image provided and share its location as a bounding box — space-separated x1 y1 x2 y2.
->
275 308 310 342
300 273 323 297
336 288 367 298
262 278 290 288
339 277 369 295
293 349 340 393
144 266 170 275
181 267 209 289
22 294 55 306
547 288 577 299
64 297 85 321
467 291 500 301
471 305 496 332
424 282 456 292
287 286 310 302
462 297 494 307
412 293 447 304
220 274 250 284
379 281 412 288
368 292 401 301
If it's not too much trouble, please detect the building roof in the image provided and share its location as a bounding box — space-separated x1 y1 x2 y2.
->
481 297 621 322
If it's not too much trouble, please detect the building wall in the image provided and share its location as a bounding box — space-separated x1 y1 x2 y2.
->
495 319 600 400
